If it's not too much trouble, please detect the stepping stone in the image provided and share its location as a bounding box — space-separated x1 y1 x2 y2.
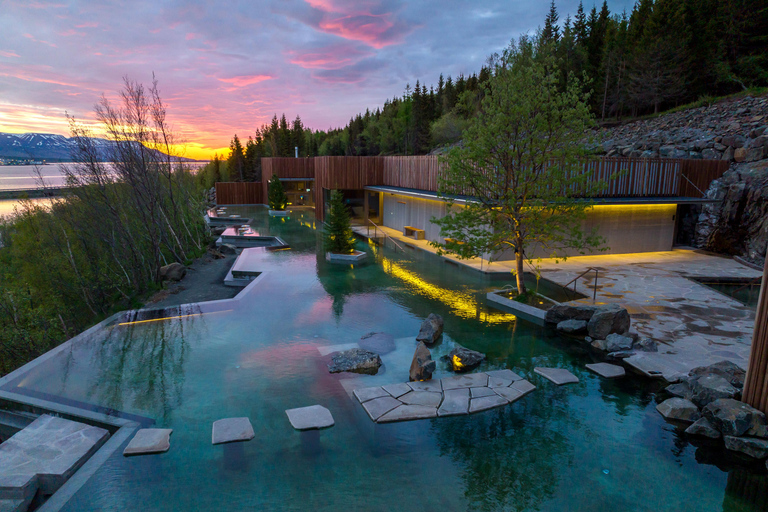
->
470 387 496 398
438 388 470 417
285 405 334 430
407 380 442 393
361 396 401 421
212 418 255 445
382 382 412 398
469 395 507 413
441 373 488 390
399 391 443 408
510 379 537 396
494 386 525 404
486 369 523 388
123 429 173 456
534 367 579 385
377 405 437 423
586 363 626 379
353 386 389 403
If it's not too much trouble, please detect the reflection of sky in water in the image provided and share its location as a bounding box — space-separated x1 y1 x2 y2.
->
5 207 764 511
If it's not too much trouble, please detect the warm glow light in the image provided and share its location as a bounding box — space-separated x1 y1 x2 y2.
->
116 309 232 326
452 354 464 371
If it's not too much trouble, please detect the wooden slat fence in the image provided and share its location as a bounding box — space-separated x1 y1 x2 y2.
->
215 182 262 204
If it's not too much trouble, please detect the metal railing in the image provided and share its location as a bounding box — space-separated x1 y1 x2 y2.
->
366 219 406 253
563 267 600 302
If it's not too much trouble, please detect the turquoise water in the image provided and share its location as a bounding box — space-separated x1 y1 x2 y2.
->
4 207 766 511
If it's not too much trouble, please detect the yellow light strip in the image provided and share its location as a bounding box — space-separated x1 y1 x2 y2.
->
117 309 233 326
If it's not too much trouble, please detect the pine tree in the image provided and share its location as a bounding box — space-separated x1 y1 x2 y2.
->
542 0 560 44
267 173 288 211
323 190 356 254
228 135 245 181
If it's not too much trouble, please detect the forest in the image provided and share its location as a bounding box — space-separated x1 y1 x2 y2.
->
202 0 766 186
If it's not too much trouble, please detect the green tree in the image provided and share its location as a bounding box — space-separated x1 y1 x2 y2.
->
228 135 245 181
323 190 355 254
267 173 288 211
431 45 605 294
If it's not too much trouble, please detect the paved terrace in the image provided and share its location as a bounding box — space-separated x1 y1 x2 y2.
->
353 225 762 381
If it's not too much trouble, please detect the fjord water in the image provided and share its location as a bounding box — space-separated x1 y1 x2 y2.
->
8 208 764 511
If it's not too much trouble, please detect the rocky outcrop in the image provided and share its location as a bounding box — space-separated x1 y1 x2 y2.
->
328 349 382 375
545 303 630 340
409 342 436 381
703 398 766 438
605 333 634 352
159 262 186 282
446 346 486 373
685 417 721 439
656 398 701 423
723 436 768 459
690 375 739 408
416 314 444 345
556 319 588 334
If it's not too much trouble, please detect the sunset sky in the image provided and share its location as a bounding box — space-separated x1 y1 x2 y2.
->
1 0 634 160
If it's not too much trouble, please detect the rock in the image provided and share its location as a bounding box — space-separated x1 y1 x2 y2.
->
448 346 486 373
327 348 382 374
409 342 437 381
606 350 634 359
534 367 579 385
703 398 767 437
722 146 734 161
358 332 396 355
159 262 186 282
416 313 444 345
656 398 701 423
587 305 631 340
702 148 719 160
212 417 255 445
585 362 625 378
666 382 693 400
690 374 738 407
545 304 598 324
556 319 588 334
218 243 237 255
733 147 747 162
605 333 634 352
722 135 745 148
685 417 720 438
724 436 768 459
591 338 608 351
285 405 334 430
745 147 765 162
689 361 746 390
633 338 658 352
123 429 173 456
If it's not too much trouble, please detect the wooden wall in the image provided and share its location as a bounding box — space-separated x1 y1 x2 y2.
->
215 182 262 204
743 255 768 413
262 157 315 204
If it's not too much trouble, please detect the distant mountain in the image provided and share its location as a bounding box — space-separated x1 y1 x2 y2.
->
0 133 199 162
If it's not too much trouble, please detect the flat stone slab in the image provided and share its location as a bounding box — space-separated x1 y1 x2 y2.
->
123 429 172 456
0 414 109 497
470 387 497 398
285 405 334 430
486 369 523 385
586 363 626 379
377 405 437 423
470 395 508 413
382 382 412 398
399 391 443 408
353 386 389 403
438 388 470 417
441 373 488 390
212 417 255 445
361 396 401 421
493 386 525 404
534 367 580 385
510 379 537 396
407 380 442 393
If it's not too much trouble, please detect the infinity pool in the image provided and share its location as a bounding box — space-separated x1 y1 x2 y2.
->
3 207 765 511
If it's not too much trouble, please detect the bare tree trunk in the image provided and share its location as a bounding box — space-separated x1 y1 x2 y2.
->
515 249 526 295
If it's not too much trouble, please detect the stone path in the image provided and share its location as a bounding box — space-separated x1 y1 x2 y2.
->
586 363 626 379
355 370 536 423
534 367 580 385
123 429 173 456
285 405 334 430
212 418 254 445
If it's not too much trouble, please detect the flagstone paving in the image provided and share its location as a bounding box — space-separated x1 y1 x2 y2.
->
211 417 254 445
285 405 334 430
534 367 580 385
586 362 626 379
354 372 536 423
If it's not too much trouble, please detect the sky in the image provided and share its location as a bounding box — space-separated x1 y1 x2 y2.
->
1 0 635 160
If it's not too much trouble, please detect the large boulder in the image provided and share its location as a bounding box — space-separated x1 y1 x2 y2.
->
556 319 588 334
689 361 746 390
159 262 186 282
218 243 238 255
416 314 444 345
409 342 436 381
703 398 767 437
690 374 738 408
545 304 598 324
328 349 382 375
666 382 693 400
685 417 721 439
587 305 631 340
447 346 486 373
605 333 634 352
724 436 768 459
358 332 396 355
656 398 700 423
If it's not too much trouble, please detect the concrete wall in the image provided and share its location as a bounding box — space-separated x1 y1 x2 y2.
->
381 192 677 258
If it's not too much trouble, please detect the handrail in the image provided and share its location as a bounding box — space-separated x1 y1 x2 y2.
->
563 267 600 302
367 219 406 253
731 276 763 296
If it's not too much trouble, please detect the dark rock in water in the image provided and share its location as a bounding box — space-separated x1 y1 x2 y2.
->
690 374 738 408
545 304 598 324
409 342 436 381
634 338 658 352
605 333 634 352
703 398 766 437
656 398 701 423
416 314 444 345
689 361 746 390
685 417 721 439
447 346 486 373
724 436 768 459
160 262 186 282
666 382 693 400
591 338 607 351
358 332 396 355
606 350 634 359
587 305 630 340
219 243 238 255
328 348 382 375
556 319 588 334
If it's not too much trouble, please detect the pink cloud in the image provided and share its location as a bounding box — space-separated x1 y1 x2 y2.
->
0 51 20 58
301 0 412 48
217 75 274 87
0 65 81 88
75 21 99 29
289 44 373 70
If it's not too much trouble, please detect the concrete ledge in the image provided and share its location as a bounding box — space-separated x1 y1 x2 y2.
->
486 291 548 325
326 250 367 264
268 209 290 216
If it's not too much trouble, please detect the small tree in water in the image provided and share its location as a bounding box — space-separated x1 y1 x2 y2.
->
431 41 605 295
267 174 288 210
323 190 356 254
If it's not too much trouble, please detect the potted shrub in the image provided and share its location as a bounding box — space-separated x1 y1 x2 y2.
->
268 174 289 216
324 190 366 264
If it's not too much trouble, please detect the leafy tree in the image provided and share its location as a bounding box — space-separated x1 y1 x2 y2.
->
267 173 288 210
323 190 356 254
431 45 605 294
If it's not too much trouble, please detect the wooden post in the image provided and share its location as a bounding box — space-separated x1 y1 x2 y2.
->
743 255 768 413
